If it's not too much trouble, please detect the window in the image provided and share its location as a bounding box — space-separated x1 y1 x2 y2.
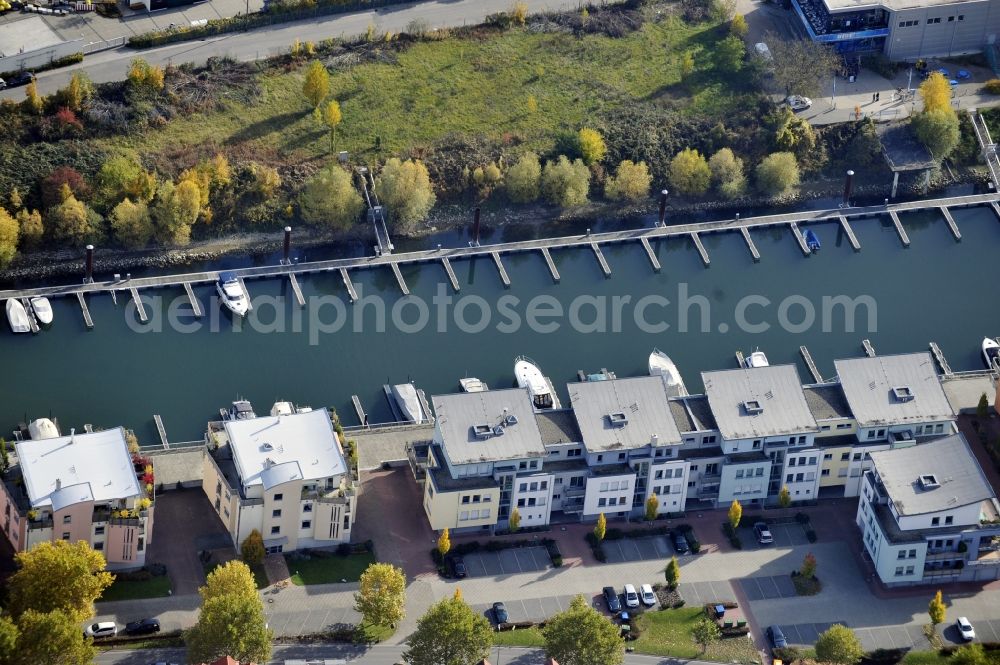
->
272 509 281 518
786 474 794 482
216 481 222 495
138 537 144 551
63 515 72 524
596 455 603 462
798 436 807 444
895 567 904 576
555 478 563 485
932 517 940 526
472 494 481 503
517 499 526 507
752 440 761 449
808 457 817 465
273 493 283 501
838 468 848 477
905 566 915 575
837 423 852 430
821 469 830 477
796 473 804 482
271 526 280 534
877 429 885 437
935 424 944 433
898 550 907 559
598 498 607 507
529 483 538 492
867 430 876 440
303 503 313 513
909 549 917 558
519 462 527 470
948 15 954 21
958 14 964 19
62 532 70 540
824 453 832 460
94 541 104 550
462 496 470 504
655 470 664 480
927 16 940 23
620 495 628 505
756 468 764 477
789 458 797 467
841 452 850 461
945 516 953 525
540 481 548 490
95 526 105 535
690 465 699 471
853 453 863 461
301 520 311 529
618 453 626 461
600 482 609 492
528 498 537 507
481 509 490 519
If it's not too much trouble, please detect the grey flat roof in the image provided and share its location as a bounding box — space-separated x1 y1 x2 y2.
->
669 396 718 434
535 410 582 446
803 384 853 421
702 365 818 440
824 0 976 14
834 353 954 428
567 376 682 452
432 388 546 465
869 434 994 515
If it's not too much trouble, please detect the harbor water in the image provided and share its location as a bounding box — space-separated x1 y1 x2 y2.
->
3 205 1000 444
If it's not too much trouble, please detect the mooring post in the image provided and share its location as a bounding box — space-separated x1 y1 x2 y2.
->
843 170 855 207
85 245 94 284
472 207 481 247
283 226 291 264
658 190 668 227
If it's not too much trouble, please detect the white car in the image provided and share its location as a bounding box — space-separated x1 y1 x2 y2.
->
623 584 640 609
956 617 976 641
786 95 813 111
640 583 657 607
84 621 117 639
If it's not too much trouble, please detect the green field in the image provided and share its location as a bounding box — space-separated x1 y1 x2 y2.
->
286 552 376 585
99 574 172 602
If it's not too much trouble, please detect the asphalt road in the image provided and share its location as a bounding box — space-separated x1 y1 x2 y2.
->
0 0 584 99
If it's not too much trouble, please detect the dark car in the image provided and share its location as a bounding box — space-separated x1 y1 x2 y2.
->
671 530 690 554
448 556 467 579
602 585 621 612
124 618 160 636
492 602 508 624
767 625 788 649
6 71 35 88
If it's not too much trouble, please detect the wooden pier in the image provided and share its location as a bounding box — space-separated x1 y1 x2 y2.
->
339 268 358 302
800 345 822 383
391 263 410 296
862 339 876 357
76 292 93 329
939 206 962 240
740 227 760 261
129 287 148 323
888 210 911 246
540 247 560 282
591 242 611 277
351 395 369 428
690 233 710 266
237 277 253 311
735 350 746 367
441 257 460 292
491 251 511 286
640 237 661 271
929 342 953 376
19 299 39 333
790 222 811 256
153 414 168 448
288 273 305 307
183 283 202 317
838 215 861 251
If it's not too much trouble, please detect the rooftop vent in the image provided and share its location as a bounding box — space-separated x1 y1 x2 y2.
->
472 424 494 439
264 457 276 468
260 442 274 451
743 400 764 415
502 413 519 426
892 386 915 402
607 412 629 427
918 474 940 490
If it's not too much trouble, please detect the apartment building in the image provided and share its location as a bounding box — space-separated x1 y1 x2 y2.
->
0 427 152 570
857 434 1000 586
202 408 356 553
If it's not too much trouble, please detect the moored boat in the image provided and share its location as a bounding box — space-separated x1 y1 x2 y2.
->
391 383 426 424
6 299 30 334
648 349 688 397
983 337 1000 369
221 399 256 421
459 377 489 393
216 271 249 317
514 356 561 410
804 229 821 251
745 349 770 368
29 297 53 326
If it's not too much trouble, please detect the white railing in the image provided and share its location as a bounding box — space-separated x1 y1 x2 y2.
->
968 110 1000 188
82 36 126 54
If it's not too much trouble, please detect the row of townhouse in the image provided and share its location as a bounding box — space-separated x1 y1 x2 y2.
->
413 351 1000 586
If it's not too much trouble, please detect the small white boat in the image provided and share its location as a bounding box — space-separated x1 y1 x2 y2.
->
514 356 561 410
648 349 688 397
221 399 256 421
271 401 294 416
216 271 249 317
745 349 770 368
6 299 30 334
459 377 489 393
28 417 60 440
391 383 425 424
29 297 53 326
983 337 1000 370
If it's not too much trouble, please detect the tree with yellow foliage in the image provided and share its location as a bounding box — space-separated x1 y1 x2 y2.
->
919 72 952 114
302 60 330 109
318 99 342 153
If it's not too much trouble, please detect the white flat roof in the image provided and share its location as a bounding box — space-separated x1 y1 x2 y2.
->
225 408 347 490
823 0 979 13
16 427 141 510
834 353 954 428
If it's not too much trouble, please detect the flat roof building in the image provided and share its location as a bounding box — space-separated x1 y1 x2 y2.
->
702 365 818 441
835 353 954 429
568 376 682 452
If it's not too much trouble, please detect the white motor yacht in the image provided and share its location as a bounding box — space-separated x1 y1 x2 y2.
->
28 417 60 440
220 399 256 421
983 337 1000 370
648 349 688 397
459 377 489 393
514 356 561 410
271 401 294 416
6 299 30 334
745 349 770 368
29 297 53 326
391 383 425 424
216 272 249 317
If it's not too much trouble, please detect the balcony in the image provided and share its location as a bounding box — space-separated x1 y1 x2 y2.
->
564 486 586 498
27 515 53 530
302 485 357 505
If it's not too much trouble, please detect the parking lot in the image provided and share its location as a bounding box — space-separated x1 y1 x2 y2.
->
470 593 580 624
739 521 810 549
461 546 551 578
854 618 1000 650
737 575 798 600
679 580 737 605
602 535 674 563
774 621 846 646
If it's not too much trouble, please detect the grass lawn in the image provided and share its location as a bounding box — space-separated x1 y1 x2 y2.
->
286 552 376 585
355 622 395 644
111 14 757 166
494 627 546 647
203 560 269 589
902 651 951 665
100 574 172 602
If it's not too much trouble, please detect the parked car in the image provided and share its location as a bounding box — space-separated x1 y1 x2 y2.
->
124 618 160 635
0 79 6 90
84 621 118 639
671 530 690 554
603 586 621 613
448 556 467 579
754 42 773 62
623 584 640 609
640 583 656 607
754 522 774 545
5 71 35 88
785 95 812 111
492 601 509 624
767 625 788 649
956 617 976 641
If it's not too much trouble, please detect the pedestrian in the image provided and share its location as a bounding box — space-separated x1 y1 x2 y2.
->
872 92 876 103
876 92 880 101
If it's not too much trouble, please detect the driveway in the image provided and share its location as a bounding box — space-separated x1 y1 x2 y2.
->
739 521 810 549
603 535 674 564
461 547 550 578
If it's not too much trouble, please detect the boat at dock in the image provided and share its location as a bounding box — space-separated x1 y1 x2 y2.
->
578 368 616 382
390 383 426 424
514 356 561 410
29 297 52 326
459 377 489 393
216 271 249 317
270 401 312 416
220 399 256 421
804 229 821 251
6 299 30 334
983 337 1000 369
648 349 688 397
745 349 770 368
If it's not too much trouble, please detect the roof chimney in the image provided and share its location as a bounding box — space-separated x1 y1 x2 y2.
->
55 478 62 490
69 427 75 443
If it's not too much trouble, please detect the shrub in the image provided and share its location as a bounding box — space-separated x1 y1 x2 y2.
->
708 148 746 199
511 0 528 25
806 529 817 543
755 152 800 195
984 79 1000 95
774 647 803 662
541 156 590 207
668 148 711 196
913 108 960 158
605 160 651 201
506 152 541 203
299 164 364 231
336 543 352 556
578 128 607 166
376 158 436 232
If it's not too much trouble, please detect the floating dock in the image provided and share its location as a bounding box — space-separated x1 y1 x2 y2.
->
237 277 253 311
790 222 811 256
540 247 560 282
153 414 168 448
800 345 822 383
690 233 710 266
351 395 369 428
491 251 511 286
183 283 203 317
740 227 760 261
838 215 861 251
76 292 93 329
339 268 358 302
735 350 746 367
19 298 39 334
591 242 611 277
441 257 460 292
862 339 876 357
939 206 962 240
929 342 953 376
129 287 147 323
289 273 305 307
391 263 410 296
640 237 661 271
888 210 911 246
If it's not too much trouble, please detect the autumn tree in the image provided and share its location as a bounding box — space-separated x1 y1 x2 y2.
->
543 595 624 665
578 128 607 166
756 152 800 195
511 0 528 25
185 561 272 665
8 541 113 622
49 189 103 246
506 152 542 203
298 164 364 231
15 209 43 249
16 609 94 665
594 513 607 542
605 160 651 202
708 148 746 199
109 198 153 249
41 166 90 209
95 154 157 210
665 555 680 589
767 36 839 97
715 35 745 73
61 72 94 112
815 624 863 665
152 180 201 246
302 60 331 109
731 14 748 37
23 81 43 115
728 499 743 529
801 552 817 579
913 108 960 158
692 617 721 652
0 208 18 268
669 148 711 196
318 99 343 153
240 529 265 567
376 158 436 232
128 58 165 91
437 528 451 557
952 644 988 665
644 493 660 521
920 72 952 113
354 563 407 628
403 595 493 665
541 156 590 207
0 613 16 663
778 486 792 508
680 51 695 81
928 589 946 625
509 507 521 532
